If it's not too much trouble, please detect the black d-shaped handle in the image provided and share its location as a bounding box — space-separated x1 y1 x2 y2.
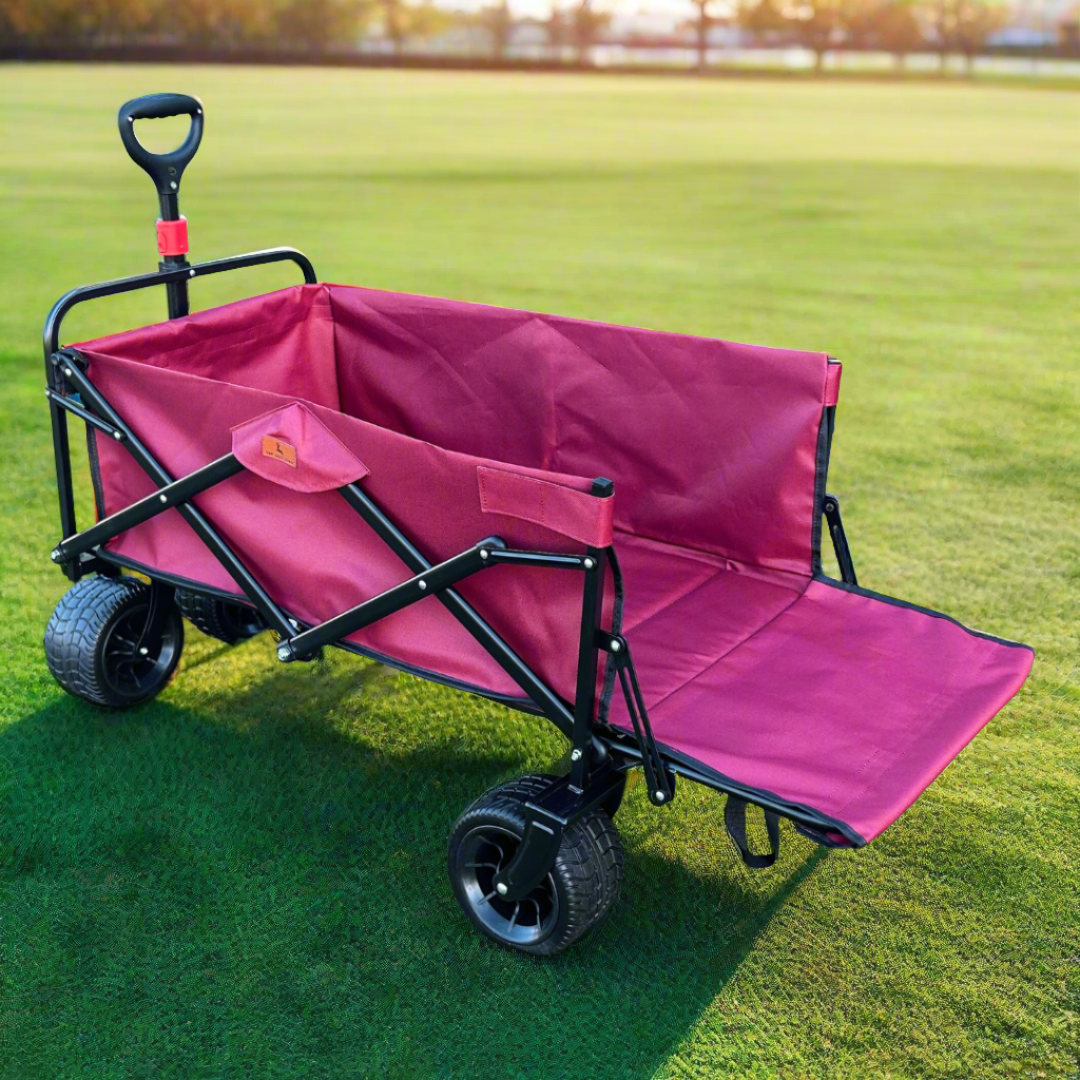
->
118 93 204 199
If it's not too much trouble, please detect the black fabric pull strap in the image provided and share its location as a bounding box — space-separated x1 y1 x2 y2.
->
725 796 780 869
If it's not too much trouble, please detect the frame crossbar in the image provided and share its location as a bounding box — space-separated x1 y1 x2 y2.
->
52 452 244 564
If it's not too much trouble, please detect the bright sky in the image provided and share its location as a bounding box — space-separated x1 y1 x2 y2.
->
437 0 1027 21
446 0 714 22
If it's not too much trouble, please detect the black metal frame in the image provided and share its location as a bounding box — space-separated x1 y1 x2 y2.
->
823 494 857 585
42 94 865 894
45 314 865 862
44 247 317 580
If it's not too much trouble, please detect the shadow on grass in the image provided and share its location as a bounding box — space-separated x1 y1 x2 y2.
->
0 656 823 1080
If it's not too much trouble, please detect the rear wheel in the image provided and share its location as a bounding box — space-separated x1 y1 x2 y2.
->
447 774 623 955
176 590 264 644
45 576 183 707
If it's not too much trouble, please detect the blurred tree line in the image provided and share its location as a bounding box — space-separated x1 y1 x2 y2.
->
0 0 1019 68
0 0 377 51
698 0 1009 70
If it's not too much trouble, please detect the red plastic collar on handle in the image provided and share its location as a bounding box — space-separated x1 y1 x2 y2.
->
156 216 189 257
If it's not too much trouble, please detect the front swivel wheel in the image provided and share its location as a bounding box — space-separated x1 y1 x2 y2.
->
45 576 183 707
447 774 623 955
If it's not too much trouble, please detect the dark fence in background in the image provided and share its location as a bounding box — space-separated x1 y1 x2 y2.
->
3 41 1079 69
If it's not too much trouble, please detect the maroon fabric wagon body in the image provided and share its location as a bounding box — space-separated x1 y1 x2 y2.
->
76 283 1033 847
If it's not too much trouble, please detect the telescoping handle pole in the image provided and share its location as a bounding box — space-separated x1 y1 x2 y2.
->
117 93 204 319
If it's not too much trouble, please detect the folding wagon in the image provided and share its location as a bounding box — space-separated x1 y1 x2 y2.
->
42 94 1034 955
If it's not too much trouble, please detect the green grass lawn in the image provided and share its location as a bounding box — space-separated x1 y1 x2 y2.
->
1 65 1078 1079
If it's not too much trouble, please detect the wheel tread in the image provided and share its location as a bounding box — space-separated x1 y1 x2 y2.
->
449 772 624 956
176 590 263 644
45 576 182 707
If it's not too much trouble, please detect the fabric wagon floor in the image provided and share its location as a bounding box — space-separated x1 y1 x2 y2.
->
610 533 1033 844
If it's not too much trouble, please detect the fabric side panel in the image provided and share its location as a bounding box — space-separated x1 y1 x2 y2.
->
327 284 830 577
84 351 609 706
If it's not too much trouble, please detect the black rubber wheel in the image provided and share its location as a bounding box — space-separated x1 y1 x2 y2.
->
447 774 624 956
45 576 183 707
176 590 265 644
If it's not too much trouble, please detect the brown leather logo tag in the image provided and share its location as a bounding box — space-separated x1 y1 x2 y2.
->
261 435 297 468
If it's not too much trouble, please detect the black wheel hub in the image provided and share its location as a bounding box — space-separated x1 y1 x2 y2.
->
101 605 180 701
457 826 559 947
